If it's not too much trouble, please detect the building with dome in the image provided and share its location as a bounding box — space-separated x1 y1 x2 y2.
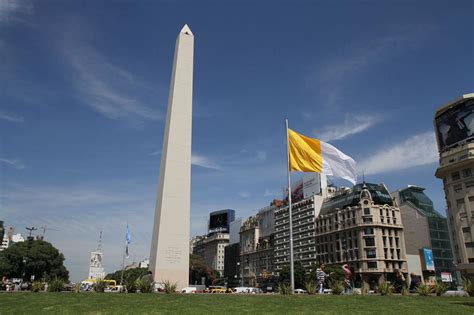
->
314 183 407 287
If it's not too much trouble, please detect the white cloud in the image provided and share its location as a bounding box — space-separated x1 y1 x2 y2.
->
0 158 25 169
359 132 438 175
191 154 220 170
0 0 32 24
148 150 161 156
316 115 381 142
0 183 155 281
0 111 24 122
63 45 160 121
312 25 431 109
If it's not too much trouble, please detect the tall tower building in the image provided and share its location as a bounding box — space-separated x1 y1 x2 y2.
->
88 232 105 280
149 25 194 290
434 93 474 276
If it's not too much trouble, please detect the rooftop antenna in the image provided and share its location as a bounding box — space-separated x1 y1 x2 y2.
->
362 170 366 184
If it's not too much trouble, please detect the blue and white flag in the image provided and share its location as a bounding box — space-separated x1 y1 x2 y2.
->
125 224 132 258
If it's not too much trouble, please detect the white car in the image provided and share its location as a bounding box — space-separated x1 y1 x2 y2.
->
181 287 197 294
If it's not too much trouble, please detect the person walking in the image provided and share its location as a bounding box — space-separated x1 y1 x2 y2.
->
409 273 421 293
393 269 406 293
342 264 353 294
316 263 328 294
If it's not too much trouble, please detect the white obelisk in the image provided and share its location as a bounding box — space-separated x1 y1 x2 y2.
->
149 24 194 290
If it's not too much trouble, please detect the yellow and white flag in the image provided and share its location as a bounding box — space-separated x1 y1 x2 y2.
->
288 128 357 185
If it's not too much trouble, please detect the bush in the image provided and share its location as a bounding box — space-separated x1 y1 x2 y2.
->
163 280 178 294
32 281 44 292
277 283 292 295
378 282 393 296
361 282 370 296
416 284 431 296
433 281 448 296
463 277 474 296
401 287 409 296
48 277 65 292
136 278 153 293
329 280 344 295
74 283 81 293
304 281 316 295
125 278 137 293
94 280 107 293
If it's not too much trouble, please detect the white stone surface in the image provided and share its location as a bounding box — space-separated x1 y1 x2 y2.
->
149 24 194 290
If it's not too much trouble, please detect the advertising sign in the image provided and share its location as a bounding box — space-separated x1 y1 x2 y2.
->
423 248 435 271
436 99 474 151
441 272 453 283
303 173 321 198
209 213 229 233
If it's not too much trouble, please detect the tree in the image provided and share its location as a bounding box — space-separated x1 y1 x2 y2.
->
278 261 306 289
325 264 344 281
0 239 69 281
105 267 148 284
189 254 217 286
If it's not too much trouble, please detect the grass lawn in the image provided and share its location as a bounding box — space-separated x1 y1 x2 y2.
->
1 293 473 314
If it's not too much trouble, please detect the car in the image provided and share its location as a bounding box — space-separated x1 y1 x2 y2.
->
294 289 307 294
181 287 197 294
210 287 226 293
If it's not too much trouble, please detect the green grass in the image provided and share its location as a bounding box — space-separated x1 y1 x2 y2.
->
0 293 473 314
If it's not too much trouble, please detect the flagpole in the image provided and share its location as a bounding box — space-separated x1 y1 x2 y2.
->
285 119 295 294
120 224 127 286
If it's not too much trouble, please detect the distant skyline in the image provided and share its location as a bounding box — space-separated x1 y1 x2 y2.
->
1 0 473 281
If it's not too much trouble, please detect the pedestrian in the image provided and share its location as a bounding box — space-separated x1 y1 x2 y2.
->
342 264 353 294
409 273 421 292
316 263 328 294
141 270 154 284
393 269 406 293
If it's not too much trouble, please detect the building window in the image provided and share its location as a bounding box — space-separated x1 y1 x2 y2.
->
363 208 371 215
364 228 374 235
365 238 375 247
454 184 463 193
466 181 474 188
465 242 474 248
463 169 472 178
366 249 376 258
452 172 461 181
363 217 373 223
367 261 377 269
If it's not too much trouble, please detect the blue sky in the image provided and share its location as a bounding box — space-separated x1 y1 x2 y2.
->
0 0 472 281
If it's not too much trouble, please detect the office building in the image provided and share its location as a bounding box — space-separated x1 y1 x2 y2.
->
1 227 24 251
224 218 243 287
434 93 474 276
315 183 407 287
198 233 229 276
274 194 324 272
239 204 277 288
391 185 455 283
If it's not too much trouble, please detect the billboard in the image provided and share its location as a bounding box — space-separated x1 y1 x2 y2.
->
303 173 321 198
422 248 435 271
208 209 235 234
436 99 474 151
